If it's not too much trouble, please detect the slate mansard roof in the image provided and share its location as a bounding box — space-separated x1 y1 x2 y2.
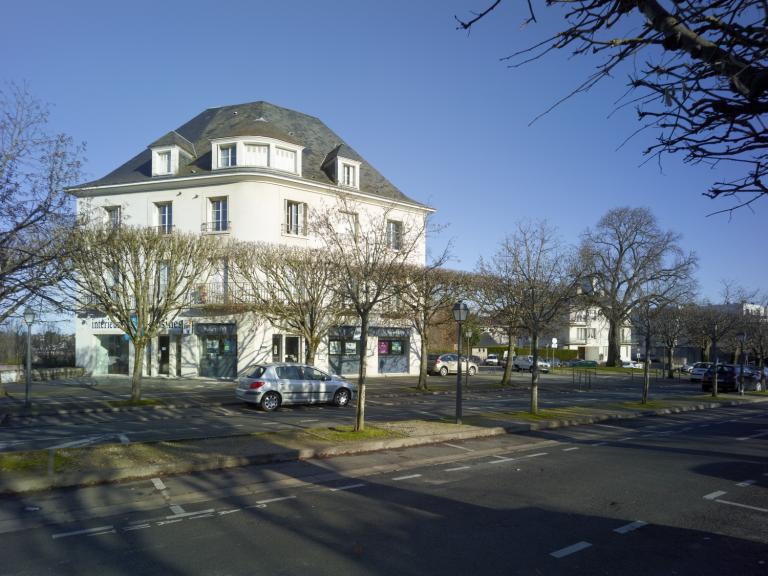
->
74 101 428 208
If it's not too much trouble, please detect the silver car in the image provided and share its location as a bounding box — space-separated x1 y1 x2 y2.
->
236 363 356 411
689 362 713 382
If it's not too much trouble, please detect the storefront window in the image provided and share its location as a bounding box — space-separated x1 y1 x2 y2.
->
378 339 403 355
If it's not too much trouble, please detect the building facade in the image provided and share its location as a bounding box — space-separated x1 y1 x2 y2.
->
71 101 431 379
554 308 632 363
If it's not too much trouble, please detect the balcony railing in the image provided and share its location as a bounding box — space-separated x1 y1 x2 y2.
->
189 282 269 306
150 224 175 235
201 221 231 234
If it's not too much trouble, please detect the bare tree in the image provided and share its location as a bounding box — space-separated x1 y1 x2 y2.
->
0 84 83 323
580 207 697 366
654 304 692 379
68 223 218 402
744 296 768 390
313 198 427 431
456 1 768 210
229 241 344 365
397 263 470 391
492 221 582 414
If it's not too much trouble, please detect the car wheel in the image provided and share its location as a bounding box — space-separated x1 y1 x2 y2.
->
333 388 351 407
260 391 281 412
439 366 449 376
468 366 476 376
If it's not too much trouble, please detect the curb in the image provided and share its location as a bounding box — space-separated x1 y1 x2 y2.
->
2 396 765 495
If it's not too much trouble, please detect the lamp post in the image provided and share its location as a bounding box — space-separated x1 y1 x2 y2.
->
452 300 469 424
465 328 473 392
23 307 35 409
738 331 747 396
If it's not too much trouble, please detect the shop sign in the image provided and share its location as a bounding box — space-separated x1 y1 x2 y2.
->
195 323 237 336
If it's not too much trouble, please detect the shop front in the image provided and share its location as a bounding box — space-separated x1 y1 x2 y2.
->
327 326 411 375
196 323 237 378
373 327 410 374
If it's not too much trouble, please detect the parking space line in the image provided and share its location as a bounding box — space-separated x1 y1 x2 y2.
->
550 541 592 558
713 499 768 513
151 478 166 491
613 520 647 534
736 480 756 487
392 474 422 481
562 447 579 452
256 496 296 505
445 466 471 472
524 452 548 458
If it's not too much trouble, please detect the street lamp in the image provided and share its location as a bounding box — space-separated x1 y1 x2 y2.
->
452 300 469 424
738 331 747 396
465 328 473 392
23 307 35 409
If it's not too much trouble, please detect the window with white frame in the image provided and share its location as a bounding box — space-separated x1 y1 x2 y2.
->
219 144 237 168
577 328 597 340
243 143 269 167
105 206 121 228
342 163 357 187
158 151 172 174
156 202 172 234
158 261 170 296
209 197 229 232
284 200 307 236
275 147 297 173
386 220 402 250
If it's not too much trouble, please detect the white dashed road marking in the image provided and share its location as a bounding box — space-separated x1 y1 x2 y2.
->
613 520 647 534
737 479 756 487
704 491 727 500
550 541 592 558
151 478 166 491
713 499 768 513
52 526 114 539
330 483 366 492
393 474 422 481
256 496 296 505
443 443 474 452
562 447 579 452
445 466 471 472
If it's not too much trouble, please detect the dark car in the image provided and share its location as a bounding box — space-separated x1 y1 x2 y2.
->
701 364 758 392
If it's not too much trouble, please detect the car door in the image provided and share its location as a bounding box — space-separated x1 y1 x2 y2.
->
303 366 332 403
275 365 309 404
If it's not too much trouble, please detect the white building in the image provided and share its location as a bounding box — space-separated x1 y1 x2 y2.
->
554 308 632 363
71 101 432 379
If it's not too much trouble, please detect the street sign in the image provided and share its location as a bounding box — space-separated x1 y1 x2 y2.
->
551 337 558 349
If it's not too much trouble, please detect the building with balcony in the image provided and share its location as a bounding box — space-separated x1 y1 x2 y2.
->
71 101 432 379
553 308 632 363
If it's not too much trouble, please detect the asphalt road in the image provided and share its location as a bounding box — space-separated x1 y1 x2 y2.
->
0 403 765 575
0 372 704 452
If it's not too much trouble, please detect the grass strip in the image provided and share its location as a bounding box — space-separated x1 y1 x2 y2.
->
300 425 405 442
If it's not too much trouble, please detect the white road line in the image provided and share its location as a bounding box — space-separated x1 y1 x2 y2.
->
704 491 727 500
330 483 366 492
218 509 241 516
415 410 433 416
165 509 214 519
524 452 548 458
118 434 130 444
736 480 756 487
151 478 167 491
613 520 648 534
169 505 186 515
445 466 471 472
157 519 183 526
490 458 516 464
714 499 768 513
595 424 623 430
393 474 422 481
562 447 579 452
444 443 474 452
300 419 319 423
256 496 297 505
737 430 768 441
52 525 114 539
550 541 592 558
123 524 150 532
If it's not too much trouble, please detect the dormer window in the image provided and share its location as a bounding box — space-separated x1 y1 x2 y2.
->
219 144 237 168
212 138 303 174
151 147 178 176
336 157 361 189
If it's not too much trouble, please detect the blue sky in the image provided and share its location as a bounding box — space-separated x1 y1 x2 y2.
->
3 0 764 310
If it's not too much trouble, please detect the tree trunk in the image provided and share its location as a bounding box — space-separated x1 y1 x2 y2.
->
607 319 621 366
642 331 651 404
305 337 317 366
354 313 369 432
501 327 514 385
530 333 539 414
131 338 145 403
711 336 718 398
417 331 429 391
667 346 675 379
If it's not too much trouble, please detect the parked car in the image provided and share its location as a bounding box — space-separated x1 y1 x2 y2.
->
485 353 500 366
236 363 356 411
689 362 713 382
428 353 478 376
680 363 694 374
567 359 598 368
622 361 643 369
701 364 758 392
512 355 550 373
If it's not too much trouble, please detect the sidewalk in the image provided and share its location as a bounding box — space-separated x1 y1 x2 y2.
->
1 381 765 494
